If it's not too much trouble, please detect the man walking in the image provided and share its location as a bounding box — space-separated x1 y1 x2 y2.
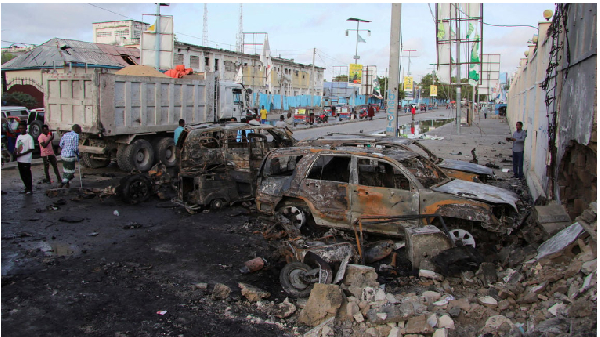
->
59 124 81 188
174 119 185 146
38 125 61 184
260 106 268 124
507 121 527 179
14 122 35 194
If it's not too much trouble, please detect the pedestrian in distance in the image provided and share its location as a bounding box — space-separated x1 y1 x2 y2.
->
14 121 35 194
38 125 61 184
507 121 527 179
411 105 416 120
275 115 287 128
59 124 81 188
260 106 268 124
367 105 375 120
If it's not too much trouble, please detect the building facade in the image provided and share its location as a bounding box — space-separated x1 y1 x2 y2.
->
93 20 150 48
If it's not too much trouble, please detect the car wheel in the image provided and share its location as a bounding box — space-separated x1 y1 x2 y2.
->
277 205 308 229
210 198 226 210
118 174 152 205
449 228 476 248
280 262 313 298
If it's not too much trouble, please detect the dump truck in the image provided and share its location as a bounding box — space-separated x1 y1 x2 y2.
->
43 70 252 171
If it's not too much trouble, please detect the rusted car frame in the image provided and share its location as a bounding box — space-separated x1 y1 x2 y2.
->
298 134 495 182
176 123 296 211
256 146 519 238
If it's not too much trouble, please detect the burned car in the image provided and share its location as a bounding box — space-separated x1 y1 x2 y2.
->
298 134 495 183
176 123 296 212
256 146 519 241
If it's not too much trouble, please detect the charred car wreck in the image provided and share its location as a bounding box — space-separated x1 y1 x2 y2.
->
256 147 519 238
298 134 496 183
176 123 296 212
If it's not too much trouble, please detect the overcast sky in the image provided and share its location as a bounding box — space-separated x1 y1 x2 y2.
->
1 2 554 82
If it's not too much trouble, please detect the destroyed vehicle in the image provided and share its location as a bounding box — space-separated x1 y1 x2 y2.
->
256 147 519 239
176 123 296 212
298 134 495 182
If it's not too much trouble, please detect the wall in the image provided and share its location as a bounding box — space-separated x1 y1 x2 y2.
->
507 3 597 211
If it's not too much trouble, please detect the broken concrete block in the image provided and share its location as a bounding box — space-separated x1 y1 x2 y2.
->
386 293 400 304
536 222 584 261
427 313 438 328
475 262 498 287
548 303 567 316
433 328 448 337
418 269 444 281
193 282 208 291
448 298 470 311
405 315 435 334
354 313 365 323
533 318 571 334
387 327 401 337
298 283 345 327
478 296 498 307
421 291 441 302
361 286 376 302
366 304 405 324
302 317 336 337
534 204 572 236
438 314 454 329
404 225 453 270
481 315 515 334
343 264 379 298
497 300 510 311
274 297 297 319
374 288 387 302
211 283 231 300
238 282 271 302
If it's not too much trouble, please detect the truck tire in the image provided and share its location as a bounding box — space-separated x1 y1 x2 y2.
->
154 137 177 167
28 120 43 141
117 174 152 205
117 139 155 172
81 153 110 169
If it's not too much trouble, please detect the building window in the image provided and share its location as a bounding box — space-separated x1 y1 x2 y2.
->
215 59 219 71
115 29 130 37
205 57 210 66
174 53 184 65
224 60 235 72
96 31 112 37
190 55 200 68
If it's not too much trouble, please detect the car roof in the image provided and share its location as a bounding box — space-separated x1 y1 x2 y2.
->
1 106 28 111
268 145 420 161
187 123 281 135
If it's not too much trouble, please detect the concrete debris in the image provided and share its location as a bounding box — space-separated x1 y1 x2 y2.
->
548 303 567 316
405 314 435 334
478 296 498 307
211 283 231 300
298 283 344 327
438 314 454 329
418 269 444 281
534 203 572 236
238 282 271 302
343 264 379 298
432 328 448 337
274 297 297 319
421 291 441 302
535 222 584 261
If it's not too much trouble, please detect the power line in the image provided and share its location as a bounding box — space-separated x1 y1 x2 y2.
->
88 3 135 20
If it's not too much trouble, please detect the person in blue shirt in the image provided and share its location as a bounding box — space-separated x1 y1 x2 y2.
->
174 119 185 146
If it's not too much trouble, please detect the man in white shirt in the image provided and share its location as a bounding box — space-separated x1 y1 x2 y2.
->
14 122 35 194
275 115 287 128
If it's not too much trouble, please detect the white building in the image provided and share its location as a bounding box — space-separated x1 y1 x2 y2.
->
93 20 150 47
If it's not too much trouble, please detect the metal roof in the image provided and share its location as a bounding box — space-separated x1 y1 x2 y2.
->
2 38 140 70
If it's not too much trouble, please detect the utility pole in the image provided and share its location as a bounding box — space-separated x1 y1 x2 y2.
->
311 47 315 107
404 49 417 75
387 3 401 137
455 3 461 134
155 4 161 70
346 18 371 64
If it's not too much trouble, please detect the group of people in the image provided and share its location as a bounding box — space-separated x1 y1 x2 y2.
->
14 122 81 194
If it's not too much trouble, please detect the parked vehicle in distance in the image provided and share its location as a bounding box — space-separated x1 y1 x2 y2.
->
1 106 46 147
298 134 496 182
256 146 519 239
175 123 296 212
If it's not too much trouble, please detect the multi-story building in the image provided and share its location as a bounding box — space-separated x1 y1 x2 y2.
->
93 20 150 48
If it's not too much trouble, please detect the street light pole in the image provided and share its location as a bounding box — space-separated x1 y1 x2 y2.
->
154 3 169 71
346 18 371 64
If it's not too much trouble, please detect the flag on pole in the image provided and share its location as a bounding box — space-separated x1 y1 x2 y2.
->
357 34 366 43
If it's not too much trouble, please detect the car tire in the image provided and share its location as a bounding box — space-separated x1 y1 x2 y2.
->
118 174 152 205
279 262 313 298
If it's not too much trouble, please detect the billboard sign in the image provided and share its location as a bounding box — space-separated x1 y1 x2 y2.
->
141 15 174 70
349 64 363 84
403 76 413 92
430 85 438 97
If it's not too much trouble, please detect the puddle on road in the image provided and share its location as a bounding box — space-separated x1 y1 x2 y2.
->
398 118 455 137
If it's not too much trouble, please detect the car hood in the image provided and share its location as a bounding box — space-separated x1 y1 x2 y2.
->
438 159 495 176
432 179 519 210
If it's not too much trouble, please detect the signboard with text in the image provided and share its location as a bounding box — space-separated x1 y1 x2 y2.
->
349 64 363 84
430 85 438 97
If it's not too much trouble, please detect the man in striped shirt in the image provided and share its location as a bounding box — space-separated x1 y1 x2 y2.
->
59 124 81 188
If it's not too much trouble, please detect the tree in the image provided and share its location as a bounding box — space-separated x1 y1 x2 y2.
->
333 75 348 82
2 52 16 64
2 92 38 109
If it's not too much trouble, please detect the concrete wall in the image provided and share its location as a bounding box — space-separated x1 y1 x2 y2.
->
507 3 597 204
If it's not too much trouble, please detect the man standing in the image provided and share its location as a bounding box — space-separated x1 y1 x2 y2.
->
38 125 61 184
367 105 375 120
59 124 81 188
260 106 268 124
15 122 34 194
174 119 185 146
507 121 527 179
411 105 416 120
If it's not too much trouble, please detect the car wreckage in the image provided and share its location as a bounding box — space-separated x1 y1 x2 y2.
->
256 146 520 238
175 123 296 212
298 134 496 183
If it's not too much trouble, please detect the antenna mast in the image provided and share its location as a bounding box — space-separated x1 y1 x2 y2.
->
202 4 208 46
236 4 244 53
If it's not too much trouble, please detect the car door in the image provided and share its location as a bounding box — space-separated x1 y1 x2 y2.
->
300 154 352 226
349 156 420 235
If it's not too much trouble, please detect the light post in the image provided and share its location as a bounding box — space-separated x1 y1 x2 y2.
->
346 18 371 64
154 3 169 71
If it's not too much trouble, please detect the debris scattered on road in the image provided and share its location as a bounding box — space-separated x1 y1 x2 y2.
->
239 257 265 274
113 210 120 216
156 311 167 315
88 232 99 236
485 162 500 169
58 216 85 223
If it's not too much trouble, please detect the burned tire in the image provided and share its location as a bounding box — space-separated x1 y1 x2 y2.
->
118 174 152 205
155 137 177 167
117 139 155 172
280 262 313 298
81 153 110 169
210 198 226 210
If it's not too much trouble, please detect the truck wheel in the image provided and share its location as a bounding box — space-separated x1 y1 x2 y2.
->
280 262 313 298
118 139 155 172
28 120 43 141
81 153 110 169
155 137 177 167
